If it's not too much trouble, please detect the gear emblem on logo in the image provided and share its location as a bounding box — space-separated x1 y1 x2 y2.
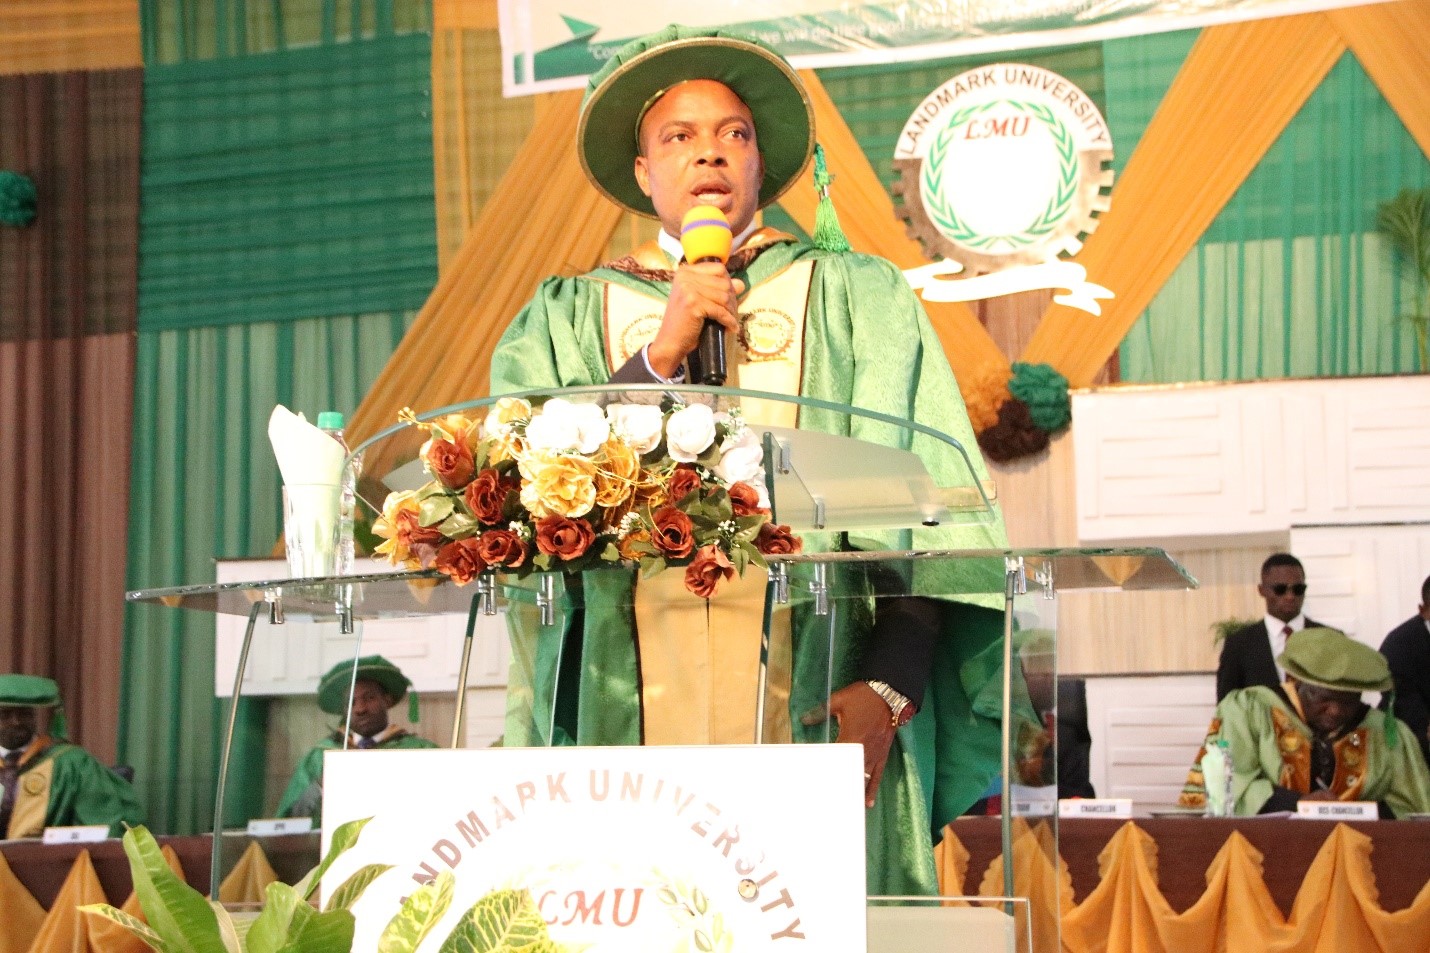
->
892 65 1114 276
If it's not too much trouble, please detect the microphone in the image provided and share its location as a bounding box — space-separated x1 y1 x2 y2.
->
680 205 733 386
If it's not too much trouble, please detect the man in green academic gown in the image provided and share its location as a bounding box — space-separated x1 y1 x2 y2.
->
1180 627 1430 818
490 25 1013 893
276 656 436 819
0 675 143 838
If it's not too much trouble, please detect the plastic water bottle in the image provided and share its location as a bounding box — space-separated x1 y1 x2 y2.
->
317 411 362 575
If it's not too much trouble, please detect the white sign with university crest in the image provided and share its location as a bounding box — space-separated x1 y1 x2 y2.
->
323 745 866 951
894 64 1115 314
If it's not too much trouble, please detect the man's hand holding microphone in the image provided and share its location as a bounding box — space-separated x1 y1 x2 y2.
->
645 206 743 383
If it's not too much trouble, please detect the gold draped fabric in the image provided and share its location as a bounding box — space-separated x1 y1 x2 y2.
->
0 841 272 953
1020 14 1345 386
0 849 45 953
0 1 141 76
217 839 279 904
21 845 182 953
939 821 1430 953
1329 2 1430 159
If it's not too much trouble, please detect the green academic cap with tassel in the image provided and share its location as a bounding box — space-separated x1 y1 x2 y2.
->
317 656 419 723
577 25 814 219
0 674 67 738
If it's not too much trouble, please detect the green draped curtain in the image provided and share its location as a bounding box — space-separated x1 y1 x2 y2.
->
123 313 413 832
142 0 429 64
123 2 434 834
1108 33 1430 382
139 35 436 331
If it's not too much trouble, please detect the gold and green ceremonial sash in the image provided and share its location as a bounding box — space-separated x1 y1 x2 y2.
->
605 259 815 744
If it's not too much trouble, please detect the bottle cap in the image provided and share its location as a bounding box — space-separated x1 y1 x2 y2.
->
317 411 344 431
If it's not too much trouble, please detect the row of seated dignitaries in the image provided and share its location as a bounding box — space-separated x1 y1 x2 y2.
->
0 675 143 839
1184 554 1430 817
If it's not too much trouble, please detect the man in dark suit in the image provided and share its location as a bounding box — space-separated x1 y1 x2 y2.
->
1380 574 1430 764
1216 553 1323 701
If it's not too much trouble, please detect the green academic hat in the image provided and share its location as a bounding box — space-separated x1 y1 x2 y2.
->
577 24 815 220
317 656 419 722
1278 627 1394 694
0 674 67 738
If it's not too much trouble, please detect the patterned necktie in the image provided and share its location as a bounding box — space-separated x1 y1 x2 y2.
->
0 750 21 837
355 736 376 750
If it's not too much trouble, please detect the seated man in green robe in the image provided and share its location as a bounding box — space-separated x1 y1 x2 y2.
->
0 674 143 838
276 656 436 819
490 25 1012 893
1180 627 1430 818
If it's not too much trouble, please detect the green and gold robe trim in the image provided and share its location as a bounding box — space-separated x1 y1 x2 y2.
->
603 255 814 744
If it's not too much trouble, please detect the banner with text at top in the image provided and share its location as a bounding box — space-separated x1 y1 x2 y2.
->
496 0 1389 94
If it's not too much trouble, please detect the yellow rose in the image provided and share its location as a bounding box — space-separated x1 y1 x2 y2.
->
593 438 640 509
372 490 422 568
487 430 523 465
485 397 532 432
518 450 598 518
428 413 480 448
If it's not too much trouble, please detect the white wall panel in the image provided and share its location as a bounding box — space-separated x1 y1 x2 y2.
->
1084 674 1214 809
1292 524 1430 647
1074 376 1430 544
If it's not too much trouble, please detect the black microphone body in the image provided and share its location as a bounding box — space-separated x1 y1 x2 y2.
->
687 255 728 386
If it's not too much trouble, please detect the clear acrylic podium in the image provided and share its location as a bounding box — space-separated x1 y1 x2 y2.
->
128 386 1196 951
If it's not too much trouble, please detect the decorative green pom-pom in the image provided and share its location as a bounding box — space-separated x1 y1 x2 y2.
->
0 171 38 227
1008 361 1071 432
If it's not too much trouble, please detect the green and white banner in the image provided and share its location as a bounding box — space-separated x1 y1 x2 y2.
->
498 0 1387 95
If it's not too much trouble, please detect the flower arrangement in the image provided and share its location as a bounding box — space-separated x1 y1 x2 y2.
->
372 397 801 598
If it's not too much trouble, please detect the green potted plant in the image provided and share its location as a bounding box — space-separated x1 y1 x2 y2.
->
1376 187 1430 372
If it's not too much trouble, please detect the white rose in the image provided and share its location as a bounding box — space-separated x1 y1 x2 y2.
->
606 404 665 453
664 404 717 462
525 399 608 454
568 401 610 454
716 441 765 485
524 400 581 452
483 396 531 436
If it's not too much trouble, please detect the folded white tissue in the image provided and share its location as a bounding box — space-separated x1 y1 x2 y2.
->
269 405 346 577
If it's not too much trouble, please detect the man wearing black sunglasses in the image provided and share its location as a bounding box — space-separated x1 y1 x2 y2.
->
1216 553 1326 701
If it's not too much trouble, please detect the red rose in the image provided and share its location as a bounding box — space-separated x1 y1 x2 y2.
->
666 465 703 504
435 538 483 584
534 515 595 560
427 437 475 489
728 481 762 517
476 529 527 568
465 469 516 525
650 506 695 559
397 509 446 568
684 545 735 598
756 522 802 555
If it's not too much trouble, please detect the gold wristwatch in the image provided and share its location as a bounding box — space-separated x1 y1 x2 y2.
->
865 680 915 727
